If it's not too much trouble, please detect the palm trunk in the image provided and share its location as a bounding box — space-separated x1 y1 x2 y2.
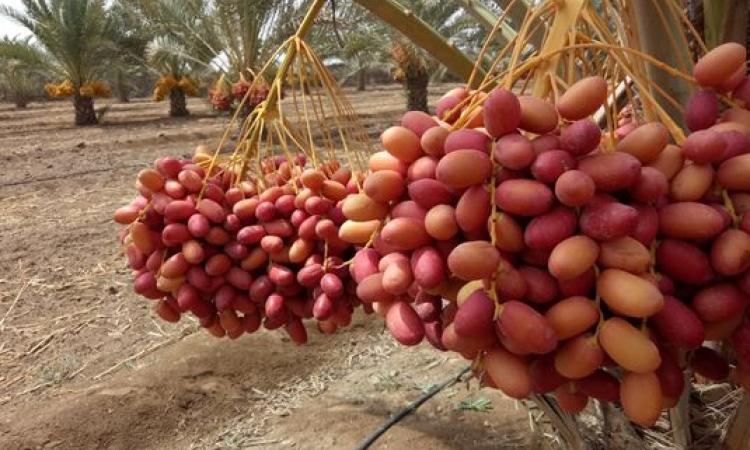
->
169 88 189 117
116 72 130 103
73 94 97 125
631 0 693 128
703 0 748 47
357 68 367 91
118 89 130 103
405 71 429 112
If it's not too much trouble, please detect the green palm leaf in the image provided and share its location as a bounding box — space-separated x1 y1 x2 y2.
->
1 0 117 87
0 37 50 107
133 0 302 83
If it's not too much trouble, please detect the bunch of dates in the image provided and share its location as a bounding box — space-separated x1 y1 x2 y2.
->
336 42 750 427
115 150 372 342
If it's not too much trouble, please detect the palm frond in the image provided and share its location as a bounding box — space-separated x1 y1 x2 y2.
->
135 0 222 72
213 0 289 73
133 0 304 84
0 37 48 68
0 0 118 86
0 37 50 104
146 35 223 76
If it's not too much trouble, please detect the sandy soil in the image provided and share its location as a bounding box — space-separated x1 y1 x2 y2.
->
0 87 536 450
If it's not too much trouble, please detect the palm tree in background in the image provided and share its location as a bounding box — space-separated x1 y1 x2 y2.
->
322 0 482 112
107 0 154 103
0 37 49 108
391 41 432 111
0 0 116 125
380 0 480 112
133 0 302 117
311 1 390 92
146 34 208 116
203 0 298 115
133 0 220 117
210 0 297 79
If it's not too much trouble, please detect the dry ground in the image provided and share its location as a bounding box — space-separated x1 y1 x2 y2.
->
0 86 538 449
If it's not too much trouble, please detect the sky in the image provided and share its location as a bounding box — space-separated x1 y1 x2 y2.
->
0 0 31 39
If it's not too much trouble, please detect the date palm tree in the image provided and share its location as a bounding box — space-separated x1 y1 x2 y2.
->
203 0 297 116
311 1 390 91
135 0 300 117
375 0 480 112
107 0 153 103
316 1 482 110
133 0 220 117
146 35 208 117
210 0 296 79
0 0 116 125
0 37 48 108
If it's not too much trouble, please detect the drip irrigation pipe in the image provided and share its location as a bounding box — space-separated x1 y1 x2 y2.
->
353 365 472 450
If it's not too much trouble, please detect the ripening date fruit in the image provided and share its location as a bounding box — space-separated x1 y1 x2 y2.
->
518 95 558 134
545 296 600 340
620 372 662 427
599 318 661 373
548 235 599 280
693 42 747 88
554 334 604 379
556 76 608 121
386 301 424 346
616 122 669 164
484 347 534 399
447 241 501 280
495 179 554 216
650 296 705 349
496 301 558 354
597 269 664 318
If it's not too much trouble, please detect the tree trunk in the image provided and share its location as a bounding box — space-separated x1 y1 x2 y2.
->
631 0 693 129
116 72 130 103
405 71 429 112
530 395 589 450
357 68 367 91
169 88 189 117
702 0 749 48
73 94 97 125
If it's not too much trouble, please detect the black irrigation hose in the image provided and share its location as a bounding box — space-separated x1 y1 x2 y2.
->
353 365 472 450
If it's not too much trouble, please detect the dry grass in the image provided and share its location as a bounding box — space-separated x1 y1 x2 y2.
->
192 329 400 449
523 383 746 450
